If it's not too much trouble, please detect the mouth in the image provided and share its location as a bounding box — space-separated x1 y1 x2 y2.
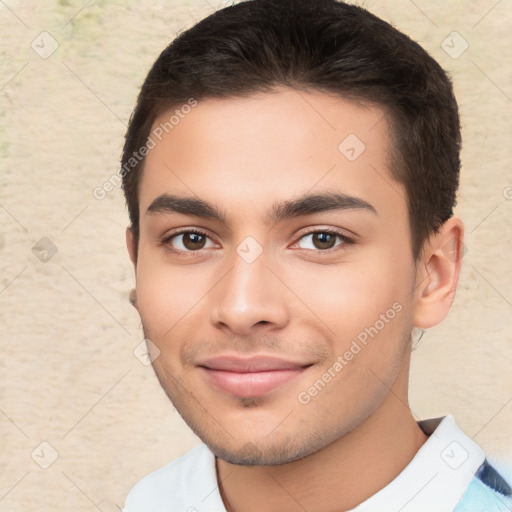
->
197 354 313 398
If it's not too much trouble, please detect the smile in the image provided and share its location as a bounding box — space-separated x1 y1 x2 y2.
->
197 354 312 398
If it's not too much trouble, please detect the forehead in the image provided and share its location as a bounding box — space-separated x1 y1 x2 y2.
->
139 87 403 222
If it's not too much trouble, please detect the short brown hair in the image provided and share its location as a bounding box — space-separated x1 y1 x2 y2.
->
122 0 461 259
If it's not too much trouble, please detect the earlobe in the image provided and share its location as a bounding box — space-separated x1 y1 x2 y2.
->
129 288 138 308
126 227 139 310
413 217 464 329
126 226 137 266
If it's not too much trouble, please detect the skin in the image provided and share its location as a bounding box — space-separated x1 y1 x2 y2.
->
126 87 464 511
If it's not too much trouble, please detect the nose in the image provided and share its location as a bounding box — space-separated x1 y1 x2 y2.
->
209 248 290 336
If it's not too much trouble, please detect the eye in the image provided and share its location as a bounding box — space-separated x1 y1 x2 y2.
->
295 230 351 251
163 230 216 252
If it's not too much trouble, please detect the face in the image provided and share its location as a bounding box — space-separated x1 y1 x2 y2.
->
129 87 419 465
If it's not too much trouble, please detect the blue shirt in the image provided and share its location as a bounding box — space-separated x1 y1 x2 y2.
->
453 459 512 511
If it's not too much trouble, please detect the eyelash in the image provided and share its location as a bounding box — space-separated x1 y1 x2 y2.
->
293 228 355 253
161 228 355 257
161 229 212 258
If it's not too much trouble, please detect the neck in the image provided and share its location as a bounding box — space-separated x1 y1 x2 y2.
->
216 357 428 512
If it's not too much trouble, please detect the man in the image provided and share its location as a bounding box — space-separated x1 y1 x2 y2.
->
121 0 511 510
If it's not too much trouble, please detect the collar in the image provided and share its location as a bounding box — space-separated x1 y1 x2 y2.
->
350 414 485 512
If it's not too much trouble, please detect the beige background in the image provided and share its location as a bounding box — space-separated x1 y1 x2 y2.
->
0 0 511 510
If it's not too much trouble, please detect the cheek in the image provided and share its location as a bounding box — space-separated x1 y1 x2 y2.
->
291 258 410 335
286 250 415 384
134 248 201 339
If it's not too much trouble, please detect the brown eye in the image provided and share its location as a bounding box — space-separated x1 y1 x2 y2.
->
296 231 349 251
312 232 337 250
182 232 207 250
165 231 215 252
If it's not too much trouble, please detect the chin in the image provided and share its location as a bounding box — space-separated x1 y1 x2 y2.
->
202 429 331 466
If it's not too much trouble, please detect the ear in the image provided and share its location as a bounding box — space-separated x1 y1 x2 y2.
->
126 227 139 309
126 226 137 266
413 217 464 329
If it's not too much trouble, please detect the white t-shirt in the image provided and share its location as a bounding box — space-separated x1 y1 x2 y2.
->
123 415 511 512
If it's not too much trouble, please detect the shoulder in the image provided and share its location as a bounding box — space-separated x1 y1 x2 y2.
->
123 443 223 512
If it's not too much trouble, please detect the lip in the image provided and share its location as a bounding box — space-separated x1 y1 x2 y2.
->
198 354 312 398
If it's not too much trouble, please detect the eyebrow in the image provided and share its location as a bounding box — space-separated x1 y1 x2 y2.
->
146 192 377 224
